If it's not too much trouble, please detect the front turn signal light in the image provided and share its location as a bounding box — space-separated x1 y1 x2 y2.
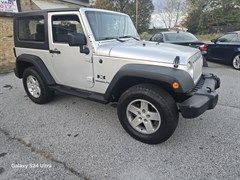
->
172 82 180 89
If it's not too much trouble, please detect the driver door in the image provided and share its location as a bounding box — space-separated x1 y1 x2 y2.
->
48 12 94 89
208 33 238 62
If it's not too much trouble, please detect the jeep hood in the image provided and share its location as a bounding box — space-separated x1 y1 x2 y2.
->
96 40 200 65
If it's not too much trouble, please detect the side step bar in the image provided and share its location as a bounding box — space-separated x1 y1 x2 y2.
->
50 85 108 104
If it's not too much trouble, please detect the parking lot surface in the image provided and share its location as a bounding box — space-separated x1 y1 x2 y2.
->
0 62 240 180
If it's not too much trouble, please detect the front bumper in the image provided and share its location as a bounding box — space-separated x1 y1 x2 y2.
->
179 74 220 118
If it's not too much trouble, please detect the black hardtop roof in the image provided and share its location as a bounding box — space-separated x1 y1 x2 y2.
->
14 8 80 17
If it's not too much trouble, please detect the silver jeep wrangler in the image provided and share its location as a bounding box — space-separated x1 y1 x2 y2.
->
14 8 220 144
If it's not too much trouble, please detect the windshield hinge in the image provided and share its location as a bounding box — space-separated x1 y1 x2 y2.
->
86 76 94 83
85 57 93 63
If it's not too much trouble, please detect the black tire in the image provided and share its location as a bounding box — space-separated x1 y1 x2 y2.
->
23 67 54 104
117 84 179 144
232 54 240 70
203 56 208 67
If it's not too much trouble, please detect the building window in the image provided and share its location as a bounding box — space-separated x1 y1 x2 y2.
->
18 16 45 42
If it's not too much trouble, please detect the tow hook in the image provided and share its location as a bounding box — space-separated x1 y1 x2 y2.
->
206 87 212 92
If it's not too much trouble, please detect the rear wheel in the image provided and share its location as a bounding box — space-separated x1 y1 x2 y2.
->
117 84 179 144
232 54 240 70
23 67 54 104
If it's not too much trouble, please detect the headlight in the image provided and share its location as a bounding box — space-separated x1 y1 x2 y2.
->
187 61 194 78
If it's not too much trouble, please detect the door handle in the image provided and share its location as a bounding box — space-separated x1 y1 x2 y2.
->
49 49 61 54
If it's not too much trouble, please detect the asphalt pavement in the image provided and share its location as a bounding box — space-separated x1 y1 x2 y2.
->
0 62 240 180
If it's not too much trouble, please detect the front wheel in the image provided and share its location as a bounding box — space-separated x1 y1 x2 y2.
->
23 67 54 104
232 54 240 70
117 84 179 144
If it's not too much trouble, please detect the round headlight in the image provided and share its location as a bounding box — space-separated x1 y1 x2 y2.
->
187 61 194 78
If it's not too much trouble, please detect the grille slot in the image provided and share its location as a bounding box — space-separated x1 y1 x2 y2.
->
192 52 203 84
191 75 204 94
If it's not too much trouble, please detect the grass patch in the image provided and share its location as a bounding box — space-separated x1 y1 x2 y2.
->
196 33 222 42
140 32 153 40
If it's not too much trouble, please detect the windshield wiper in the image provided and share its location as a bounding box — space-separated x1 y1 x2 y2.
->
100 37 125 42
118 36 140 41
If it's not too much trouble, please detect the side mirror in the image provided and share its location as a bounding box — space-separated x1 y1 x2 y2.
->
68 33 89 54
211 39 217 43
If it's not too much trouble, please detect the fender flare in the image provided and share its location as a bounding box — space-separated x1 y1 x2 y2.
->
104 64 195 100
15 54 56 85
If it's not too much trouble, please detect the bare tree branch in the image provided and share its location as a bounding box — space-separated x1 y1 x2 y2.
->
155 0 186 29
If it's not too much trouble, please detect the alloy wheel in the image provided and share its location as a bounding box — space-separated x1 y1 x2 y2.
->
126 99 161 134
26 75 41 98
233 55 240 70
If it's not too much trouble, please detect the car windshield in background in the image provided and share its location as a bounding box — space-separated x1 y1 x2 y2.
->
85 11 138 41
165 32 198 42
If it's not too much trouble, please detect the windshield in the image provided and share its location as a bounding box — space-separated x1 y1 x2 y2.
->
85 11 139 41
164 32 198 42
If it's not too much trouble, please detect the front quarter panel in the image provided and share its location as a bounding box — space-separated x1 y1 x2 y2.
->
91 55 194 95
104 64 195 99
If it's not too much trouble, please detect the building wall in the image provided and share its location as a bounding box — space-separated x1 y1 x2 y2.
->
0 17 14 67
21 0 34 11
0 0 39 67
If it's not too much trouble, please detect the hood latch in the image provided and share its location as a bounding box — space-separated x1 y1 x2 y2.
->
174 56 180 68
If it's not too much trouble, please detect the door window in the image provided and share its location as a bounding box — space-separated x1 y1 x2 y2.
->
231 34 239 42
52 15 83 43
218 33 237 42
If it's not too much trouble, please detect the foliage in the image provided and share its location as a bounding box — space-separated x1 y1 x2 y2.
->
140 32 153 40
196 33 222 41
94 0 154 33
185 0 240 34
